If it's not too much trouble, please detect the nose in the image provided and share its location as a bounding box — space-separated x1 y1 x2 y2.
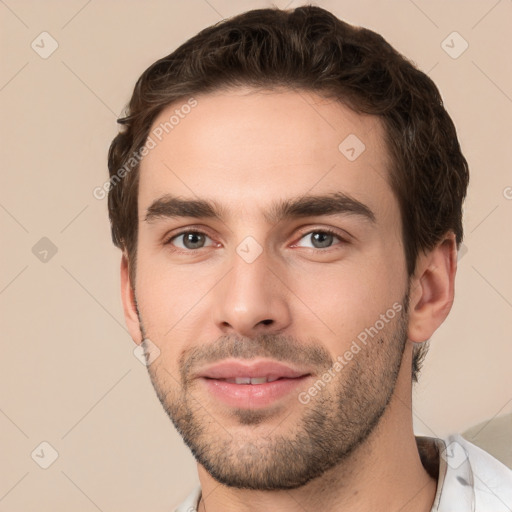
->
211 246 292 338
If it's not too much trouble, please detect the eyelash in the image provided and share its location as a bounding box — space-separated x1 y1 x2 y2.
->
294 228 347 249
163 227 347 252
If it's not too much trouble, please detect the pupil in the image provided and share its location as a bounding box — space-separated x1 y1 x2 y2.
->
313 232 332 248
185 233 204 249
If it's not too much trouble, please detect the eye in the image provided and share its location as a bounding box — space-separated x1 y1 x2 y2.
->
295 229 345 249
166 230 215 250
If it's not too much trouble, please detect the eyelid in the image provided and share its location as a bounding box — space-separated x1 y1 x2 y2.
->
163 225 351 251
163 227 215 247
292 227 349 248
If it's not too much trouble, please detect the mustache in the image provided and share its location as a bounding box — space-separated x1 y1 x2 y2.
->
179 333 335 384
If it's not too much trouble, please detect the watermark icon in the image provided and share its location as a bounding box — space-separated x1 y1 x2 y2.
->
236 236 263 263
32 237 58 263
31 441 59 469
338 134 366 161
441 440 468 469
31 31 59 59
298 302 403 404
503 186 512 200
133 338 160 366
441 31 469 59
93 97 198 200
457 242 468 262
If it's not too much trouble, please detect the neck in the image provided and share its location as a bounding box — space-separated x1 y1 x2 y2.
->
197 347 437 512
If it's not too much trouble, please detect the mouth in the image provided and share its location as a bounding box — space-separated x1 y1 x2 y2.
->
196 359 312 409
217 376 285 384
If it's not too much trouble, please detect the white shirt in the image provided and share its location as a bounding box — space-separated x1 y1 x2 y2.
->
173 434 512 511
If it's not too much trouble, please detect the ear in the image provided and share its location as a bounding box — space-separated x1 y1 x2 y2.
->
407 232 458 343
120 252 143 345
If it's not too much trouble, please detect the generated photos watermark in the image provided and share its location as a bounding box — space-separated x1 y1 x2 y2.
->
298 301 403 404
93 97 198 200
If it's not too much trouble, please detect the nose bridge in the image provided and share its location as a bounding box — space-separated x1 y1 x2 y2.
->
212 238 291 335
232 243 269 300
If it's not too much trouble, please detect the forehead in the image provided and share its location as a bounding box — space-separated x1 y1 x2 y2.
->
138 88 395 222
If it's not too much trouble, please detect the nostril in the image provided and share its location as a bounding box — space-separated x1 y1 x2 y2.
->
260 319 273 325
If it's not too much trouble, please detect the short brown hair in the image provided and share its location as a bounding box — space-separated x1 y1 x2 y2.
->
107 5 469 382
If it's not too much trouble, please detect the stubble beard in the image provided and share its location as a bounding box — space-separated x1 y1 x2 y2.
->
139 297 409 490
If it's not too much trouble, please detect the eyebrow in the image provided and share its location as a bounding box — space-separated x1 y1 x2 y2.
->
144 192 376 225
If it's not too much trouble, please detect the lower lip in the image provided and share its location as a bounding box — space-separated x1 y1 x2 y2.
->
199 376 311 409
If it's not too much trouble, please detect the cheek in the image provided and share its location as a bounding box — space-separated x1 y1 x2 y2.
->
134 252 217 349
292 257 404 349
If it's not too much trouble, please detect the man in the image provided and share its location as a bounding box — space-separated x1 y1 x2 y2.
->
106 5 512 511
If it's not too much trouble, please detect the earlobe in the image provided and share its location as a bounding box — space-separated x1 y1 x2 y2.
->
120 252 143 345
407 233 458 343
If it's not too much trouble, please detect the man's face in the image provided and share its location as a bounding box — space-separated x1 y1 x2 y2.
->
132 88 410 489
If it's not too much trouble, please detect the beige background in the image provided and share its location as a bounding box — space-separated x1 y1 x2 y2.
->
1 0 511 510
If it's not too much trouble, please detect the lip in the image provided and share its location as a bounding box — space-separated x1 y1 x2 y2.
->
197 359 310 380
196 359 312 409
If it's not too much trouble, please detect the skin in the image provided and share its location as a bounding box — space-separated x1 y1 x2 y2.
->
120 88 457 511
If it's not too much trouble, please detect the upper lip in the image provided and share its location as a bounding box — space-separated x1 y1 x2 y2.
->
196 359 311 380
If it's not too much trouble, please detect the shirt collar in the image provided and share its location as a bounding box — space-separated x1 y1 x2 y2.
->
416 435 475 511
